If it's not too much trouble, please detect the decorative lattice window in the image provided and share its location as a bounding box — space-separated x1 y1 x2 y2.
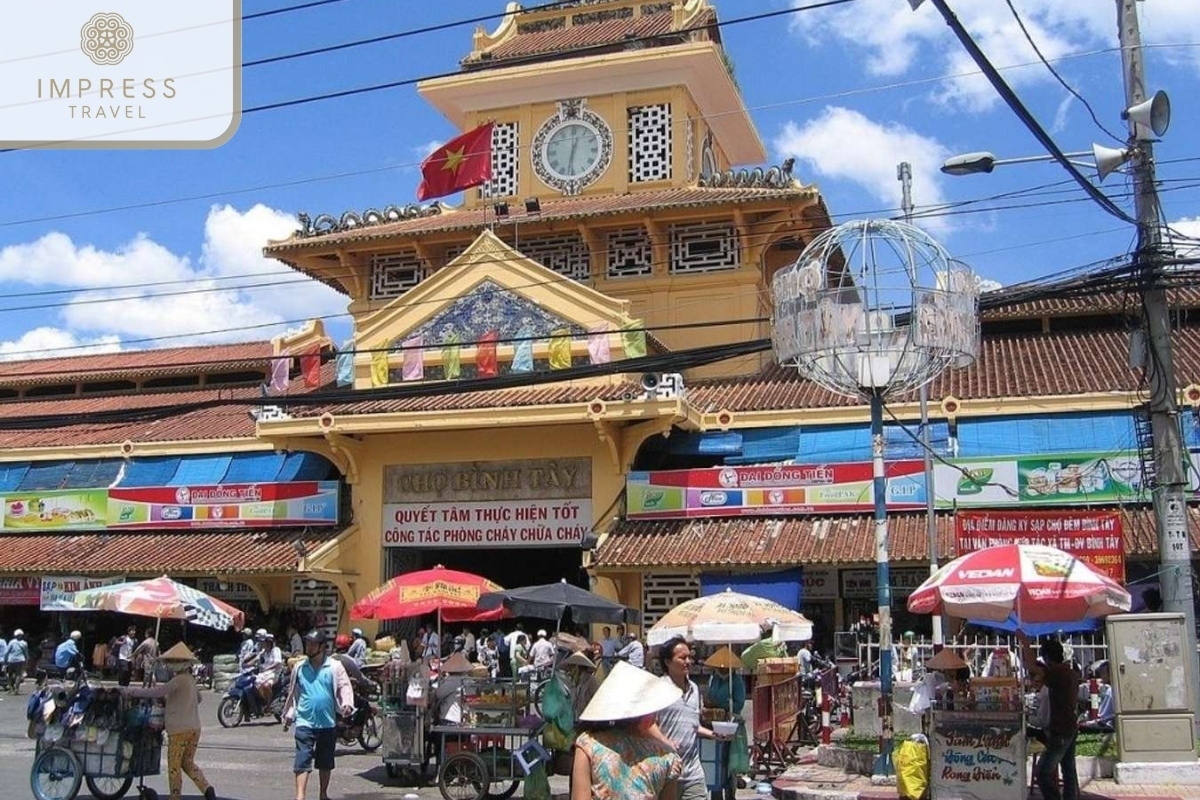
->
520 234 591 282
291 578 340 639
685 117 695 182
481 122 519 199
642 573 700 628
606 228 652 278
442 245 466 268
629 103 672 183
370 252 428 299
669 222 740 274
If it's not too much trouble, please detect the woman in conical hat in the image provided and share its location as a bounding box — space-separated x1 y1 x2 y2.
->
122 641 217 800
572 662 684 800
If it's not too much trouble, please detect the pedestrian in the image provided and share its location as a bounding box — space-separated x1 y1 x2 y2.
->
617 630 645 669
599 626 619 667
462 627 477 661
1020 635 1080 800
510 633 532 677
282 629 355 800
55 630 83 670
571 661 683 800
5 629 28 694
530 629 555 671
346 628 369 666
116 625 138 687
132 627 159 687
655 637 732 800
288 625 304 657
123 642 217 800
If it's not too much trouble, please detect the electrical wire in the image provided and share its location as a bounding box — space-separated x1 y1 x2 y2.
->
243 0 353 21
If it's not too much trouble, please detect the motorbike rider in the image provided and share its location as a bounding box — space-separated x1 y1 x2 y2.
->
237 629 258 671
55 631 83 671
332 634 373 729
346 629 369 667
249 632 284 718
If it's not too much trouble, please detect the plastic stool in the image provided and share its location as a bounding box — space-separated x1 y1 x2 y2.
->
515 739 550 775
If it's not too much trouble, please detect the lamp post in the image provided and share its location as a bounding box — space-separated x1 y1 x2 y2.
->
772 219 980 774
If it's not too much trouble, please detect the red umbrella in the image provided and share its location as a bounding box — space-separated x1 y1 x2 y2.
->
907 544 1131 624
350 565 505 626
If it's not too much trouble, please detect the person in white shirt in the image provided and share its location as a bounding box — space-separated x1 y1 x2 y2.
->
288 625 303 656
462 628 477 661
530 630 556 671
599 626 619 666
422 629 441 661
254 633 284 712
117 625 138 687
346 628 369 666
796 643 814 676
617 633 645 669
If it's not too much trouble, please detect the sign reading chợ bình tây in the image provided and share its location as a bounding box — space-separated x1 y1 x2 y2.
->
930 712 1026 800
382 458 592 548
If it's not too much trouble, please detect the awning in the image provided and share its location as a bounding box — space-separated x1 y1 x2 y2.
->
592 506 1200 570
0 526 347 575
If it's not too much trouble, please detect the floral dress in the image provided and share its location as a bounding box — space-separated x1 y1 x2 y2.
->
576 728 683 800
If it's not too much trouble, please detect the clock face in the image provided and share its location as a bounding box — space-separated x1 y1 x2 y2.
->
543 122 601 179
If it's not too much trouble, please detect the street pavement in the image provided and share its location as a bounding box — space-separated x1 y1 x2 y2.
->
0 685 570 800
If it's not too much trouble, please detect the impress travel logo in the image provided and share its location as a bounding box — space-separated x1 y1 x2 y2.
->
2 2 242 149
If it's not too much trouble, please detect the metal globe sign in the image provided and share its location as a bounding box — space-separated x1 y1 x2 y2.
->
772 219 980 399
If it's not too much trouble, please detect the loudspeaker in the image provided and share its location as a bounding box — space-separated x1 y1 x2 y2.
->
640 373 661 392
1123 90 1170 139
1092 144 1130 183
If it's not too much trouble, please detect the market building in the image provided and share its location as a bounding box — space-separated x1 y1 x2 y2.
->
1 0 1198 649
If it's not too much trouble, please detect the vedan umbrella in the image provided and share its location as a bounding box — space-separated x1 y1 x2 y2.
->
907 544 1131 623
71 575 245 635
350 565 505 642
477 579 640 626
647 588 813 646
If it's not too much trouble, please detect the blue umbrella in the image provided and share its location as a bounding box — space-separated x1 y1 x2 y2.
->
969 613 1099 636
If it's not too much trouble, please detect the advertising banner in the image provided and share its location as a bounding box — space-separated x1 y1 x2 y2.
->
40 575 125 611
194 578 258 603
935 452 1143 508
0 576 42 606
383 499 593 548
626 463 928 519
107 482 339 529
930 715 1026 800
803 568 839 601
955 509 1125 582
2 489 108 531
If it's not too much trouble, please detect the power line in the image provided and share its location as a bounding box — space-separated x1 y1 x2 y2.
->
243 0 354 21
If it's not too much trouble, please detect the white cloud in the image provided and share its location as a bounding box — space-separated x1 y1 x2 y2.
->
774 107 953 234
0 327 121 360
0 204 347 351
788 0 1200 112
412 140 442 161
1169 216 1200 262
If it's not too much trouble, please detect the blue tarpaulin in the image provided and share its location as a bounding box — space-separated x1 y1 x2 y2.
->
120 457 182 487
699 569 803 610
957 412 1134 457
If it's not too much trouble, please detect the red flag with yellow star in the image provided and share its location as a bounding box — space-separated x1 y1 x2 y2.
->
416 122 494 201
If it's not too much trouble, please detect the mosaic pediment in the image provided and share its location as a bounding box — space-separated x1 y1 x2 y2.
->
405 279 587 342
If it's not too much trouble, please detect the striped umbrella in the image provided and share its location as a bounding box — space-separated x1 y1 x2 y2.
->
72 575 245 632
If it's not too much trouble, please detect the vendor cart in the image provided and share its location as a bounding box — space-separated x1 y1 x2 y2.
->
928 676 1025 800
29 684 164 800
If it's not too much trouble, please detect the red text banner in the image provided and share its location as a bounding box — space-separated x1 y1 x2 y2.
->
955 510 1125 582
383 499 593 548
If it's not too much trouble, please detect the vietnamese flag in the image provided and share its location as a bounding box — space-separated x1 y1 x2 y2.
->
417 122 494 201
300 343 322 388
477 330 499 378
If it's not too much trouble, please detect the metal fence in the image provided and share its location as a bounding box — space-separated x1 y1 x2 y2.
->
838 631 1110 678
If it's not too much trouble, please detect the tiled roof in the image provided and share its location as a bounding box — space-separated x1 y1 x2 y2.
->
593 506 1200 569
982 286 1200 321
266 186 818 255
686 324 1200 412
0 527 342 575
467 5 710 67
0 341 272 387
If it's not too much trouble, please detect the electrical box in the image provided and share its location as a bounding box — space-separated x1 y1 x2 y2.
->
1106 612 1196 762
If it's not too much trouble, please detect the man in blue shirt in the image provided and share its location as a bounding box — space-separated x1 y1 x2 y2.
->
346 628 368 667
54 631 82 670
282 629 355 800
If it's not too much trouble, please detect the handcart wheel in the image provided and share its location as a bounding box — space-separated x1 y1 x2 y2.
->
386 763 399 779
438 751 489 800
85 774 134 800
359 714 384 752
139 787 158 800
486 780 520 800
30 746 83 800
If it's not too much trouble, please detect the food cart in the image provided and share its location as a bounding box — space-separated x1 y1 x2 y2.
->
380 657 429 783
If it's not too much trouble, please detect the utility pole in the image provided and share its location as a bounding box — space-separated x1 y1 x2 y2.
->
1117 0 1200 686
897 162 943 648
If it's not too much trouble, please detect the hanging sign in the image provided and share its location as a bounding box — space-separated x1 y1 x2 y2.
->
803 568 838 601
194 578 258 602
955 509 1125 582
2 489 108 531
40 575 125 611
930 713 1026 800
107 481 339 529
839 568 930 600
0 576 42 606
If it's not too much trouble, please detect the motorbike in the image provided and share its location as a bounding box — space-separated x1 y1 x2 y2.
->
336 689 383 752
217 667 288 727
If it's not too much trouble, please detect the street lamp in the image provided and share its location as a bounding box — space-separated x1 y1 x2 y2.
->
941 145 1131 182
772 219 980 774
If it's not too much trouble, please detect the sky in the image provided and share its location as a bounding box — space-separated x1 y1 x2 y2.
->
0 0 1197 360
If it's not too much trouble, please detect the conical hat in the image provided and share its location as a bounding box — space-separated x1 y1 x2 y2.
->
440 652 473 674
704 646 743 671
563 651 596 671
159 642 197 663
925 649 968 672
579 661 681 722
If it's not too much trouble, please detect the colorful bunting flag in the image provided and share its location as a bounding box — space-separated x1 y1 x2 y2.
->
370 343 391 388
335 339 355 387
511 325 534 373
402 336 425 382
621 319 647 358
477 330 499 378
300 343 322 389
270 352 290 392
443 332 463 380
588 322 611 365
549 328 572 370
